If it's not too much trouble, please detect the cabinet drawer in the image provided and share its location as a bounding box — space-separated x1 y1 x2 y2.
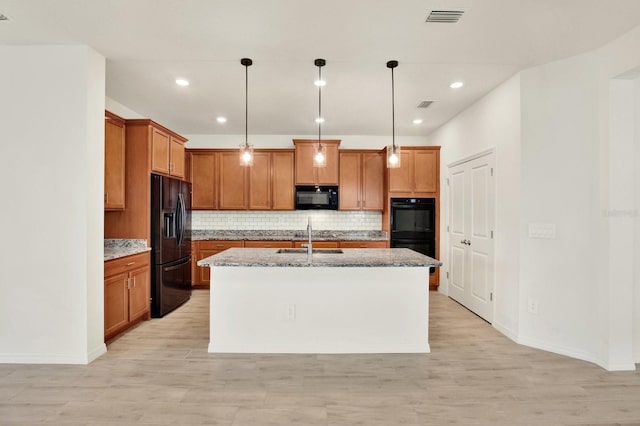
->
339 241 388 249
293 241 339 248
198 240 244 250
244 241 293 248
105 252 150 278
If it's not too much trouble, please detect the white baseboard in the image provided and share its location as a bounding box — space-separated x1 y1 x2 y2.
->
492 321 518 342
0 343 107 365
517 334 598 366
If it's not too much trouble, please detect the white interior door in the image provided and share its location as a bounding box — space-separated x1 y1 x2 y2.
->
448 152 495 322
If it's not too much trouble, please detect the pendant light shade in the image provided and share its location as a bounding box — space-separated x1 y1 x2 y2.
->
239 58 254 166
313 58 327 168
386 60 401 169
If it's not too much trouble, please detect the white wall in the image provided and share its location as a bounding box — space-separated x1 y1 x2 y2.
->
425 73 522 340
105 97 145 119
635 76 640 363
186 134 430 150
0 46 106 364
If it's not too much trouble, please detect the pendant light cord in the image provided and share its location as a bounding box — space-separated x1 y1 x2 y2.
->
391 65 395 151
245 62 248 147
318 64 322 148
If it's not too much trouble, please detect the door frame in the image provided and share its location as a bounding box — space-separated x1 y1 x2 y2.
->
446 148 496 322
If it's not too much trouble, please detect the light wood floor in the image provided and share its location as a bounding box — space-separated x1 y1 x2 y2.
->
1 290 639 425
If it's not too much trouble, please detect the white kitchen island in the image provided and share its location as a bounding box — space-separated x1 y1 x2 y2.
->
198 248 441 354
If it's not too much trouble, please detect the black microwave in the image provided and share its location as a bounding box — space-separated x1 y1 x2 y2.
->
295 186 339 210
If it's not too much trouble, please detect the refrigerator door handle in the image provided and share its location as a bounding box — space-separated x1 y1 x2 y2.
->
176 193 185 247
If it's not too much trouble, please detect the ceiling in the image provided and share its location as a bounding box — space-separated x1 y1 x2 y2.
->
1 0 640 137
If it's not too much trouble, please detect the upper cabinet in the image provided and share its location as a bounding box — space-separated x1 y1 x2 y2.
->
191 151 218 209
189 149 294 211
293 139 340 185
339 150 384 211
388 147 440 196
150 125 187 179
249 151 295 210
104 111 126 210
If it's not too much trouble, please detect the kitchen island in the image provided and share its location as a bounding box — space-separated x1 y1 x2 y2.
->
198 248 441 354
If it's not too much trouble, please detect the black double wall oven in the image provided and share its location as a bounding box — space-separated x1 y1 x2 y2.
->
390 198 436 270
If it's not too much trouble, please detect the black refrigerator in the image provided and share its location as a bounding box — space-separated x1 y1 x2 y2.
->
150 173 192 317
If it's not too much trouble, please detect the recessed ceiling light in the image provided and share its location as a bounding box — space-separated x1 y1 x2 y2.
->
450 81 464 89
315 117 325 123
413 119 423 124
0 14 8 21
175 78 189 87
216 116 227 123
314 80 326 87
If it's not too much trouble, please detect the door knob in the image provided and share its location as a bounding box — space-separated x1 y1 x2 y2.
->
460 239 471 246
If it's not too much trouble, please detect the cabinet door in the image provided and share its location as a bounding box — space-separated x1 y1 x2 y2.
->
104 272 129 337
219 152 248 210
292 241 339 248
272 152 295 210
249 152 271 210
191 153 218 209
294 143 317 185
197 249 218 285
104 115 125 210
151 127 171 175
170 138 185 178
128 266 150 322
413 150 438 193
339 152 361 210
191 241 199 286
388 151 413 193
315 143 339 185
361 152 384 210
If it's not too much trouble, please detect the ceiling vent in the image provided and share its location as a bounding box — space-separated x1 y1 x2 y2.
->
0 14 8 21
425 10 465 23
417 101 434 109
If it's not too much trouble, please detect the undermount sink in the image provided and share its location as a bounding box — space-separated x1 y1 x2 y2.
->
276 248 344 254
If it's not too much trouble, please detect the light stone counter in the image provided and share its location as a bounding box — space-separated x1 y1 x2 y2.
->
191 229 388 242
198 247 441 268
104 239 151 261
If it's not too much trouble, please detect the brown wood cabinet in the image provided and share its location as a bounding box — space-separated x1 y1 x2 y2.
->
244 241 293 248
104 252 150 342
292 241 339 248
192 240 243 288
339 150 384 211
339 241 388 248
189 149 294 211
293 139 340 185
151 126 186 179
104 111 126 210
191 152 219 209
104 119 188 241
249 151 295 210
387 147 440 196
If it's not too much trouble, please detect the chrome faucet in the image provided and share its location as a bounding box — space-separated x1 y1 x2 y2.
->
306 216 313 255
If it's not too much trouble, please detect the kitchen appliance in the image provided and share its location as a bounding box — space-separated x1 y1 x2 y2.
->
150 173 192 317
390 198 436 271
295 185 339 210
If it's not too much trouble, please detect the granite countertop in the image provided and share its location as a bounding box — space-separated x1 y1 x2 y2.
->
198 247 441 268
104 239 151 261
191 230 388 242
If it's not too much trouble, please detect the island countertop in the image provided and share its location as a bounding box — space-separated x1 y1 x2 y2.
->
198 247 442 268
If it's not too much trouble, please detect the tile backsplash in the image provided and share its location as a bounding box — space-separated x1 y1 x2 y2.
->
192 210 382 231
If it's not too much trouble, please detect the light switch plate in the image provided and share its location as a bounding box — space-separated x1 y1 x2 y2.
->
528 223 556 239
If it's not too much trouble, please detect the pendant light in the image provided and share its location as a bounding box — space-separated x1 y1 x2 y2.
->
386 60 401 168
313 58 327 168
239 58 254 166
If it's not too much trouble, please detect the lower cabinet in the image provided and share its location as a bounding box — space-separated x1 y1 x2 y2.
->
293 241 340 249
104 252 150 342
192 240 243 288
339 241 388 248
244 241 293 248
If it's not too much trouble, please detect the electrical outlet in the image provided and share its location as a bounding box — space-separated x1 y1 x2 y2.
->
527 298 538 314
285 304 296 321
